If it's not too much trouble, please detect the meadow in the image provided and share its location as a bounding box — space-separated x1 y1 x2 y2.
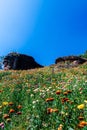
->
0 63 87 130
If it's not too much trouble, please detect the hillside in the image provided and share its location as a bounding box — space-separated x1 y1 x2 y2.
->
0 63 87 130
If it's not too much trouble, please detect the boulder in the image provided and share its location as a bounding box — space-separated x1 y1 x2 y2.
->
3 52 43 70
55 55 87 64
0 63 2 69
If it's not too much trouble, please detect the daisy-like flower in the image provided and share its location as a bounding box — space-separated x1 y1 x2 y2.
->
77 104 85 109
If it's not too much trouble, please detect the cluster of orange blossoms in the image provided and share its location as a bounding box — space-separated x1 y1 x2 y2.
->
56 90 72 95
78 121 87 128
2 102 22 122
47 108 58 114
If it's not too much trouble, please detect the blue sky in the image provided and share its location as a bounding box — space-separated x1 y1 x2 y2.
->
0 0 87 66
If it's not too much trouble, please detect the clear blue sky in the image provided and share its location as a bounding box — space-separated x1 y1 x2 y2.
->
0 0 87 66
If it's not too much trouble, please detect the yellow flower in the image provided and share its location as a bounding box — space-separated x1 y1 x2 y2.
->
0 106 2 109
77 104 85 109
58 124 63 130
84 100 87 103
2 102 8 106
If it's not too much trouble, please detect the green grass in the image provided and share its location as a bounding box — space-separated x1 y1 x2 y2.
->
0 64 87 130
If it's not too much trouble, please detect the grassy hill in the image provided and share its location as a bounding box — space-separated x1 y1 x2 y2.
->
0 63 87 130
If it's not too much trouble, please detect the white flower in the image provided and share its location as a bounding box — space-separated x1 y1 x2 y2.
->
32 101 36 104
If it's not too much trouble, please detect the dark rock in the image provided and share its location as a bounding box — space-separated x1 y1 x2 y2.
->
3 52 43 70
0 63 2 69
55 55 87 64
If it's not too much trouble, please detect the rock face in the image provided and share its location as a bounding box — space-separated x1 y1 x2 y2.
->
3 52 43 70
55 56 87 64
0 63 2 69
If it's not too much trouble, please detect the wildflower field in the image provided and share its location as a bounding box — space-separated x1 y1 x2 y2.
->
0 63 87 130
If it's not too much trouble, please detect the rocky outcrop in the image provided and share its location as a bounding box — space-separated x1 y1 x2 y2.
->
55 55 87 65
3 52 43 70
0 63 2 69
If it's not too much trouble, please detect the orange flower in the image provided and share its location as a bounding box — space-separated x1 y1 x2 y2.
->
0 90 3 93
67 90 72 93
8 102 14 106
47 108 53 114
61 98 69 103
78 121 87 128
78 124 84 128
63 90 72 95
47 108 58 114
63 92 68 95
9 109 15 113
16 111 22 115
46 98 54 102
79 121 87 126
56 90 62 95
3 114 9 119
17 105 22 109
